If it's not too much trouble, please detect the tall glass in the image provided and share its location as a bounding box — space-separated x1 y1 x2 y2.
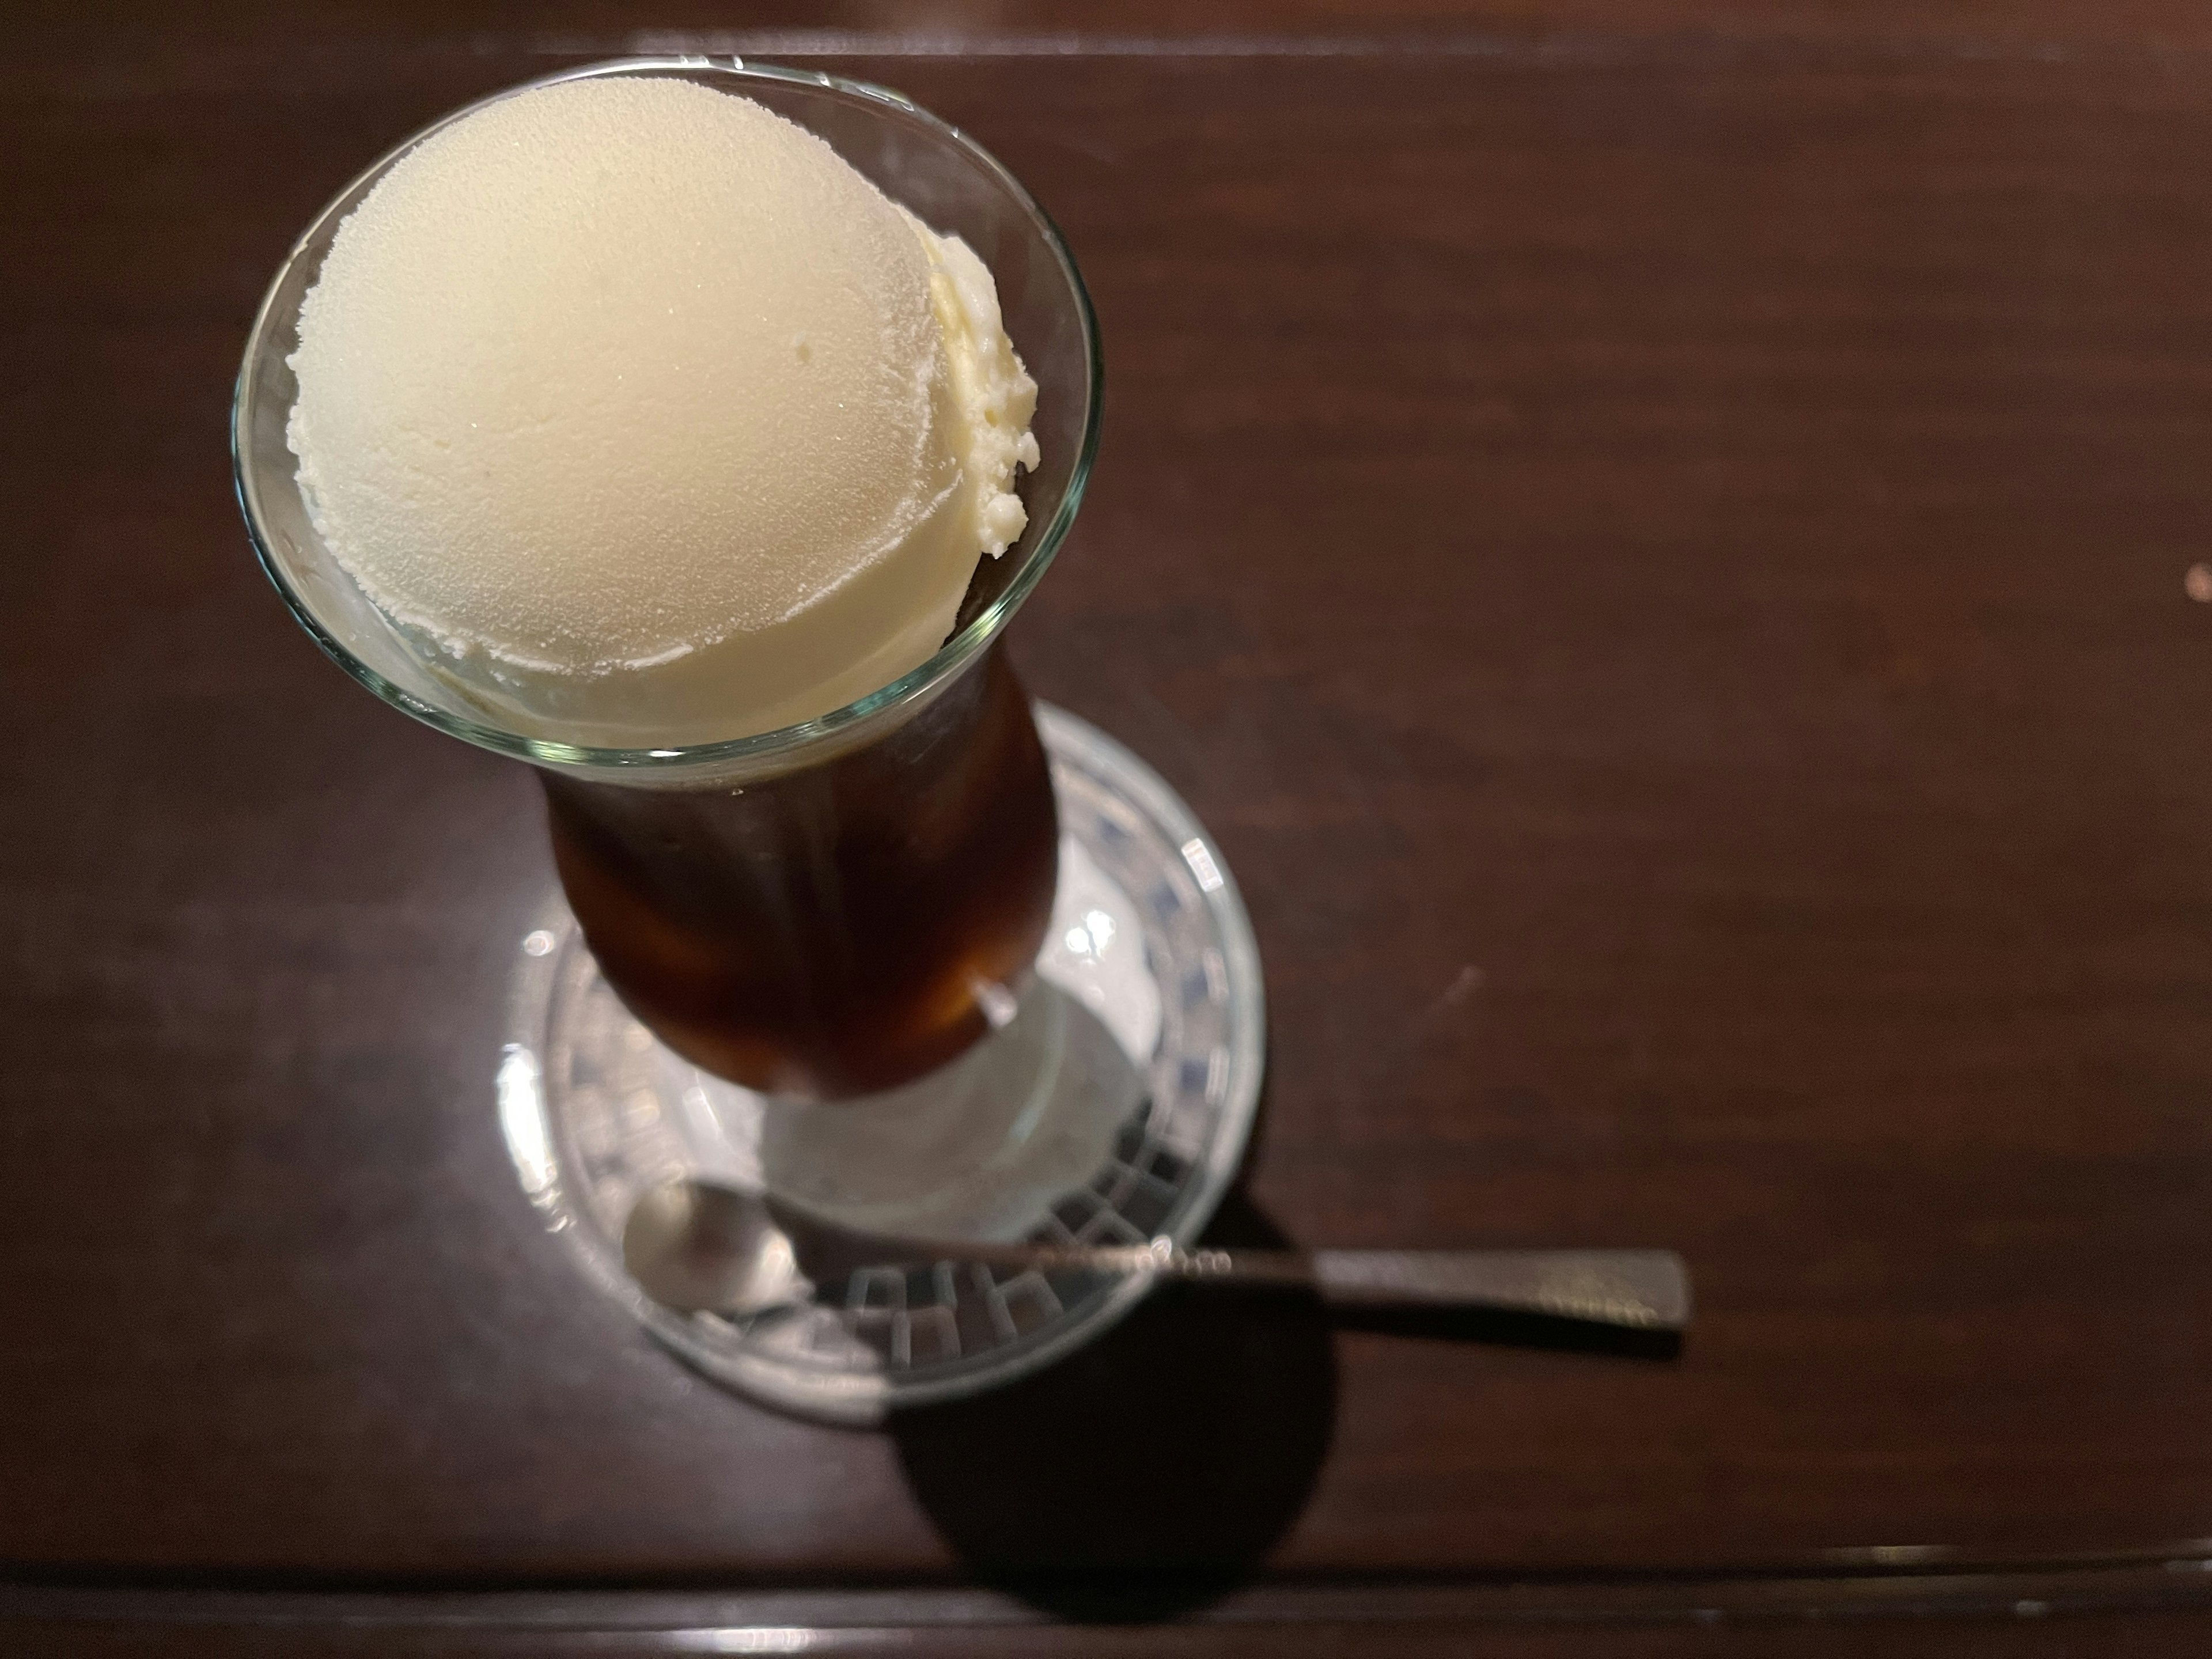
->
233 59 1100 1105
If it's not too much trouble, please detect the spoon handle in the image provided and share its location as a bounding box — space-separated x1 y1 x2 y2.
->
921 1242 1691 1331
1304 1248 1689 1329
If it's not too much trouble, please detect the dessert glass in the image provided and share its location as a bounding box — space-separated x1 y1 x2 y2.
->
234 58 1262 1418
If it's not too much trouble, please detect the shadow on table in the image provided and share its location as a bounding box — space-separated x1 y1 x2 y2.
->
890 1187 1336 1622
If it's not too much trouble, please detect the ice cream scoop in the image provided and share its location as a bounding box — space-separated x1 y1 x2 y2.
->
286 75 1039 748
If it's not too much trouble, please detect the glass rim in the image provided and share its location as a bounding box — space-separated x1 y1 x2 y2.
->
231 54 1103 772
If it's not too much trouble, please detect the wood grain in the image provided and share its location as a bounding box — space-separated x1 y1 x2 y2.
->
7 6 2212 1649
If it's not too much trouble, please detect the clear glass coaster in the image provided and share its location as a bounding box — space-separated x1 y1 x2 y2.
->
498 704 1266 1423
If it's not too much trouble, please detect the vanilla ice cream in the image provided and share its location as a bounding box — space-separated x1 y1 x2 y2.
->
286 75 1039 747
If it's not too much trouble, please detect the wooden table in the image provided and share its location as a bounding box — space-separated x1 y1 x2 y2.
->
10 2 2212 1651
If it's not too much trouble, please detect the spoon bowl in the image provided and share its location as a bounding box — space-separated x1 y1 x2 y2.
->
623 1179 809 1315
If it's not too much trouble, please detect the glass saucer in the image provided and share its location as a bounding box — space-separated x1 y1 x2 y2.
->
497 704 1266 1423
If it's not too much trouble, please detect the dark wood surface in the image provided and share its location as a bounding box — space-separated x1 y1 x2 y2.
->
10 2 2212 1650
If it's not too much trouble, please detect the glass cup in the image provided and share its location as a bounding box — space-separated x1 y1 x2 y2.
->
234 58 1270 1416
233 58 1101 1107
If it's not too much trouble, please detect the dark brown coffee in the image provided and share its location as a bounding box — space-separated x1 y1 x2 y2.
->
541 643 1059 1100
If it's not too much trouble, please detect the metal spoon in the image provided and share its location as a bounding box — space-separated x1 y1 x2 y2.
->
623 1177 1691 1332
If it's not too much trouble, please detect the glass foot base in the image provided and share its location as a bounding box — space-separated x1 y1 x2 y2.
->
498 704 1266 1423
